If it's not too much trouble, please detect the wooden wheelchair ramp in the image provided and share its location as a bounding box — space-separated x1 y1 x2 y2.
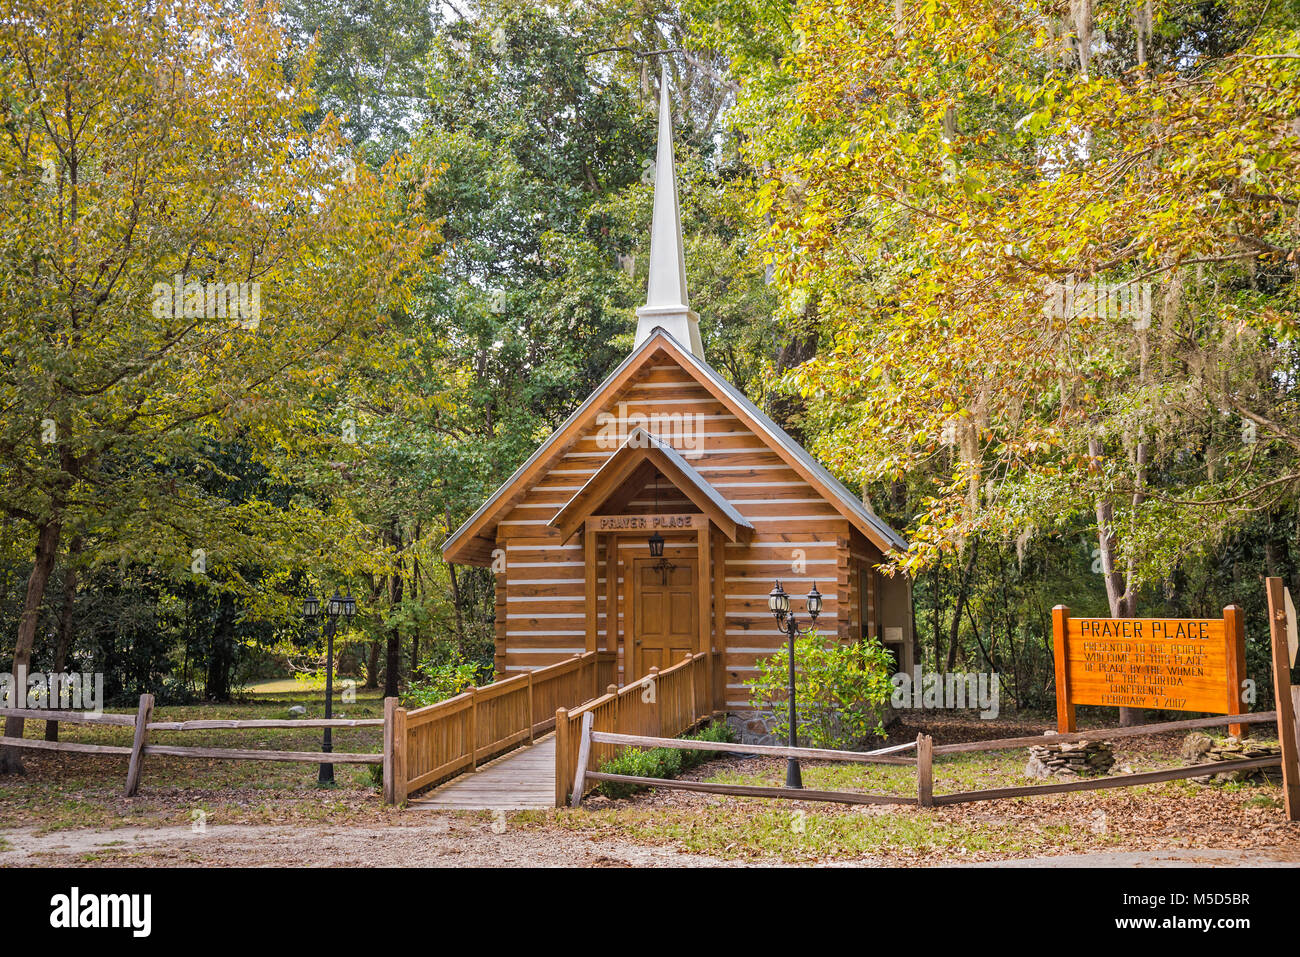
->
407 735 556 810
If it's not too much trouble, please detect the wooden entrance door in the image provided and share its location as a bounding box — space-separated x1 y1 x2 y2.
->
630 558 698 680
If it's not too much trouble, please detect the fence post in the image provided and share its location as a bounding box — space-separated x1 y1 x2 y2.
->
123 694 154 797
555 707 569 807
570 711 594 808
1266 578 1300 820
916 734 934 808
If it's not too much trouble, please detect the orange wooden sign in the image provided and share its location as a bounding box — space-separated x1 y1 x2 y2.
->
1052 605 1246 734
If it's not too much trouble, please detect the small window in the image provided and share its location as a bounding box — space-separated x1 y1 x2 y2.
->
859 567 872 640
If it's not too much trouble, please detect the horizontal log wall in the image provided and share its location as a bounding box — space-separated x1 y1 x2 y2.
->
494 358 885 707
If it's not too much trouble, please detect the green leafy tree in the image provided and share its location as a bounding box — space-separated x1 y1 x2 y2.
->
0 0 432 765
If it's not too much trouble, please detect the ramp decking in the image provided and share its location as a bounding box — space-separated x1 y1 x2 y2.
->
407 735 556 810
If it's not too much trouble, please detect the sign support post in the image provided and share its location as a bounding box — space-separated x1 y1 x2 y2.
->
1224 604 1247 738
1052 605 1075 733
1265 577 1300 822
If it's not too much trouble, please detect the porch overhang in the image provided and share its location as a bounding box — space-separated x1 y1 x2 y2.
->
549 428 754 544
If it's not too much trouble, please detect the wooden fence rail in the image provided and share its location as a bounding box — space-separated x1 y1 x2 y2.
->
383 649 614 804
3 649 619 806
0 697 384 798
567 710 1287 809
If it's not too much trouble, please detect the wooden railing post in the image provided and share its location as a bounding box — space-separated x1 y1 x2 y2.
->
383 697 408 805
382 696 399 804
468 687 478 770
687 653 697 727
649 666 660 737
555 707 569 807
570 711 594 808
393 706 408 803
526 672 535 744
123 693 154 797
917 734 933 808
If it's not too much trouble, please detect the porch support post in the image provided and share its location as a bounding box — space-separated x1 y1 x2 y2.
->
584 524 599 653
604 534 619 654
712 532 727 713
697 521 712 709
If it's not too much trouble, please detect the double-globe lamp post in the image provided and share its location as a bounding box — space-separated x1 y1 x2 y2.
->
768 579 822 789
302 588 356 785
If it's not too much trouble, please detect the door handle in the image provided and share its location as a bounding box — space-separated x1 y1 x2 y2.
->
634 640 642 646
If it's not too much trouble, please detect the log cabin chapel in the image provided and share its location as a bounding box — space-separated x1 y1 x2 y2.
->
442 79 915 735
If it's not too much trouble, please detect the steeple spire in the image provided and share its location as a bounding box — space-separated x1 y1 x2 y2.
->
634 73 703 357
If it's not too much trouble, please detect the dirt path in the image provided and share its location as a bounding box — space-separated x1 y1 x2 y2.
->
4 818 1297 867
0 817 740 868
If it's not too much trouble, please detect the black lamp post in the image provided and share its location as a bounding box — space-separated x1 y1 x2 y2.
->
303 586 356 785
769 579 822 789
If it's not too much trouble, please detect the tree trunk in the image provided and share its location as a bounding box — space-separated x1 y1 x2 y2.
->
444 508 468 655
410 547 421 675
1091 438 1141 726
384 524 403 698
447 561 467 656
946 540 979 671
366 640 380 690
45 536 81 742
2 517 63 773
205 593 237 702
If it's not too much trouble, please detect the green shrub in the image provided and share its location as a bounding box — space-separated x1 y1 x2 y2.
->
595 720 735 799
404 658 479 708
745 635 895 749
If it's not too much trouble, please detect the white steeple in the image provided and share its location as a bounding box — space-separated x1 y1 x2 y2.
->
634 74 704 357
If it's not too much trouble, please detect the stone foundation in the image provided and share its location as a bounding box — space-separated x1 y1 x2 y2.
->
727 710 783 746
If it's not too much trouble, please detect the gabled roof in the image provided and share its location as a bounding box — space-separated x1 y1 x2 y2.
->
549 428 753 543
442 328 908 565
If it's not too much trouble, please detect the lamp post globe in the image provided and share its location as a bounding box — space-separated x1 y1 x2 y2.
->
806 583 822 621
769 580 789 625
